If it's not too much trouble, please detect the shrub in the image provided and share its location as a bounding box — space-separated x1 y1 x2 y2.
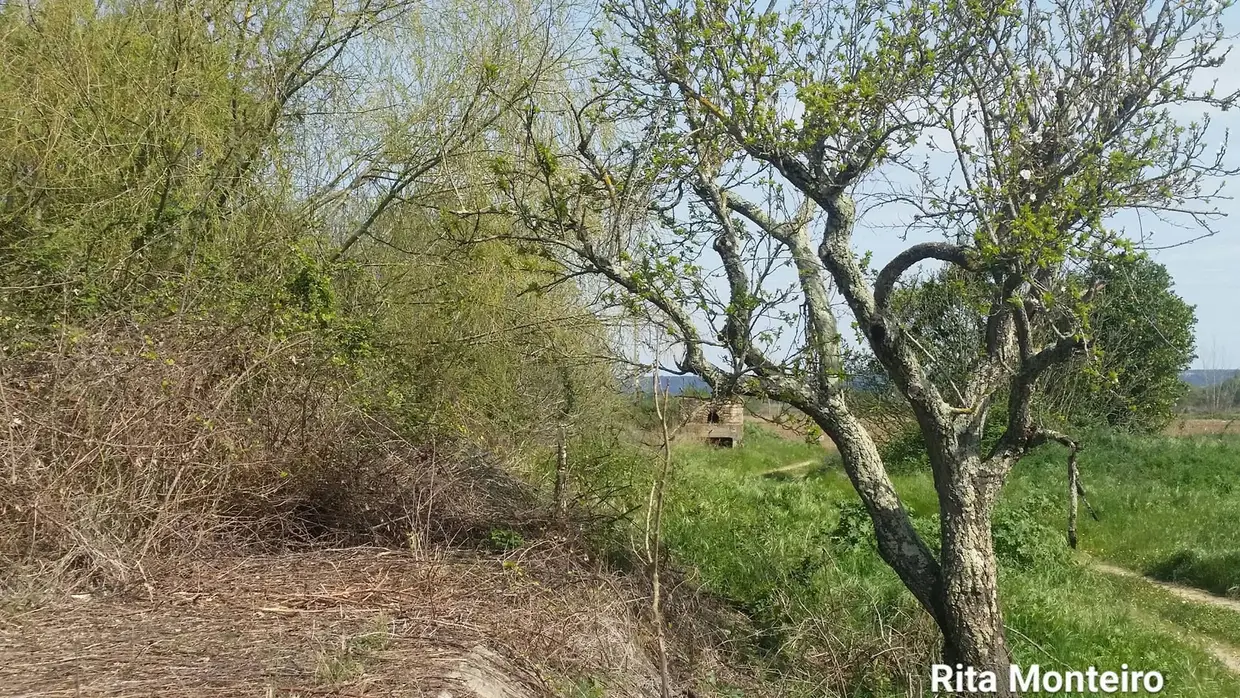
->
992 495 1068 570
486 527 526 552
878 427 931 473
830 501 876 552
0 320 493 586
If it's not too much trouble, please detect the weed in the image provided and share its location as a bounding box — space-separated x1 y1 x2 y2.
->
555 675 606 698
312 615 393 686
487 527 525 552
992 496 1067 569
830 501 875 552
314 654 364 685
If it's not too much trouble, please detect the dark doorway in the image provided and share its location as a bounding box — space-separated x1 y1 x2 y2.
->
706 437 734 448
707 408 721 424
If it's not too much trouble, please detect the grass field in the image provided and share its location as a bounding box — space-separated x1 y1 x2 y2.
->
658 425 1240 696
1008 431 1240 598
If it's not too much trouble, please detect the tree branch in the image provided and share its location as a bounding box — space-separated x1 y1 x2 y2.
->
873 242 976 312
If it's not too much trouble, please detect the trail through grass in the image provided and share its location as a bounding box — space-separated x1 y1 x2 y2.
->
1091 560 1240 615
1089 558 1240 675
759 459 823 478
655 424 1240 696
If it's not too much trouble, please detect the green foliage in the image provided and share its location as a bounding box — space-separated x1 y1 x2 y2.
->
0 0 280 324
991 495 1067 569
486 527 526 552
554 676 607 698
658 447 931 675
0 0 617 447
1007 431 1240 599
1040 255 1197 433
877 427 932 474
829 501 876 553
878 416 1008 475
886 269 988 392
802 423 822 445
830 469 1064 571
0 0 621 587
877 254 1195 436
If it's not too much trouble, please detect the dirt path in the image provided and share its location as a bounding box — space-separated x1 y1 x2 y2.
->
0 549 665 697
759 458 821 478
1164 418 1240 436
1206 640 1240 675
1091 560 1240 674
1091 561 1240 614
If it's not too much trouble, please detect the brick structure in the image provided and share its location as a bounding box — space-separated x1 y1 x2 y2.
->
678 397 744 447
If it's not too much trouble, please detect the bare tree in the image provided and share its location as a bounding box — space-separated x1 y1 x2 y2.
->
478 0 1237 690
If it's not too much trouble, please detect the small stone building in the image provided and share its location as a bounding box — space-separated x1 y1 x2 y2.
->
678 397 745 447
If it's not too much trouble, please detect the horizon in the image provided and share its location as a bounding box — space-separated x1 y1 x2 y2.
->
650 368 1240 394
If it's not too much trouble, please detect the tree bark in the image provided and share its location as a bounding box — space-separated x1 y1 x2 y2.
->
802 398 944 617
939 473 1015 697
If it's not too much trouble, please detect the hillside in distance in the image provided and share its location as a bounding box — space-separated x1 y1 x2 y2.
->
1182 369 1240 387
653 371 1239 393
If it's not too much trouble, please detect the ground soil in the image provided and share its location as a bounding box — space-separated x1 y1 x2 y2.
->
1091 560 1240 675
0 547 678 697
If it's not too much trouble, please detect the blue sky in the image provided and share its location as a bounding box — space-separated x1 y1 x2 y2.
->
1159 12 1240 369
1157 223 1240 368
850 189 1240 369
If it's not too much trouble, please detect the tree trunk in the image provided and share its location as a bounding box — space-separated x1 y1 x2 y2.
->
939 478 1015 696
808 402 1017 695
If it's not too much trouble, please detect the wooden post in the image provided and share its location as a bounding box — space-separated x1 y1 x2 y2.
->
1067 449 1080 549
554 424 568 522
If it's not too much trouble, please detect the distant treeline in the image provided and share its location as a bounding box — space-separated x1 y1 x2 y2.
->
659 370 1239 395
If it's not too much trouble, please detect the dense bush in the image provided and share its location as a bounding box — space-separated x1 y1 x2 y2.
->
858 254 1195 440
878 417 1007 474
991 495 1068 570
1039 256 1197 432
0 0 619 585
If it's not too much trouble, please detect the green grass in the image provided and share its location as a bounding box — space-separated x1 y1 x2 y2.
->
999 564 1240 697
655 424 1240 696
687 424 832 476
1004 431 1240 599
1149 550 1240 598
312 615 394 686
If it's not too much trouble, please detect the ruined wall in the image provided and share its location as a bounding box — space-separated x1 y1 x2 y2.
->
677 398 744 447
